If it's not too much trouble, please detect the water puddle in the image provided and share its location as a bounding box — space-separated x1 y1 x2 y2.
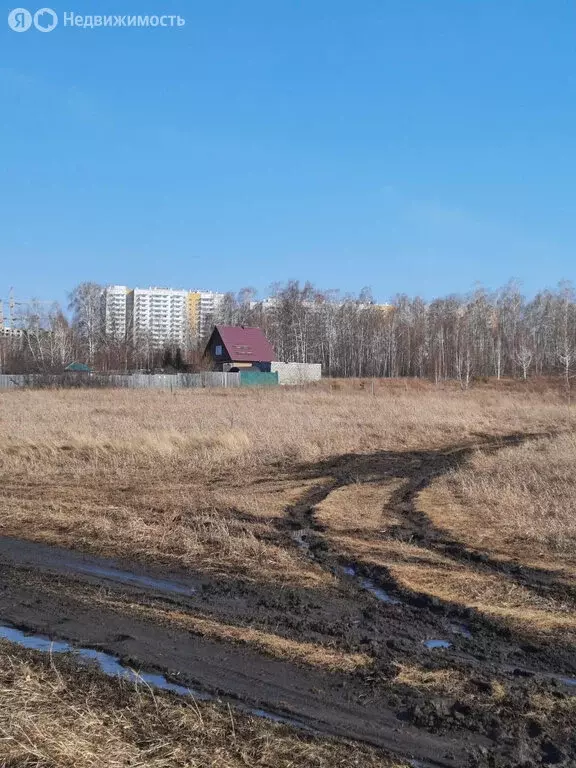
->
0 624 314 725
360 578 402 605
423 639 452 650
0 538 196 598
0 624 210 697
341 565 402 604
0 625 70 653
74 564 195 596
449 623 472 639
503 664 576 690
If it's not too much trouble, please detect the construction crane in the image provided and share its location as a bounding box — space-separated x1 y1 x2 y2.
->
0 288 55 329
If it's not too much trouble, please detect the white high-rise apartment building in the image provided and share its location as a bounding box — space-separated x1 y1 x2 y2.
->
102 285 129 340
197 291 224 336
132 287 188 347
102 285 226 347
186 291 225 339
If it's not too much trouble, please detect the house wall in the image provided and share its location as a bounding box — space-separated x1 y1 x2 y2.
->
205 329 231 368
222 362 272 373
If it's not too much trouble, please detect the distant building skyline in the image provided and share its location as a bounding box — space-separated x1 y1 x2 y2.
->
102 285 225 348
2 286 394 341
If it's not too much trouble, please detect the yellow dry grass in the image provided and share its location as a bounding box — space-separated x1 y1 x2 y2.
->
0 385 573 625
0 482 331 588
0 386 567 476
393 663 469 696
315 480 405 533
321 515 576 642
420 433 576 565
219 478 334 521
0 385 575 764
327 533 453 569
0 643 402 768
390 562 576 642
312 452 576 643
153 610 372 672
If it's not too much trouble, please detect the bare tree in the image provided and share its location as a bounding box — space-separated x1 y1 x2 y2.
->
515 343 534 380
69 282 103 364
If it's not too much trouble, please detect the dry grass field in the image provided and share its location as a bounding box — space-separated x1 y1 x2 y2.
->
0 643 404 768
0 381 574 766
425 432 576 559
0 383 569 576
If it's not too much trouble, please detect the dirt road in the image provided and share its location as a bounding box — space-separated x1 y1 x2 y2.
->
0 434 574 767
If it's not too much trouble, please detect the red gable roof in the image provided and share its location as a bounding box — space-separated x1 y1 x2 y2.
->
215 325 275 362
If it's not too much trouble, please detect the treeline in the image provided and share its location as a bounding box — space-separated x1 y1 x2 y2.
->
2 280 576 384
218 281 576 384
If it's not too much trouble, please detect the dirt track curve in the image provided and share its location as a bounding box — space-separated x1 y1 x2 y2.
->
0 432 574 767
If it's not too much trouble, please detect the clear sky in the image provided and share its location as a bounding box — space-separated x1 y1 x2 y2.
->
1 0 575 308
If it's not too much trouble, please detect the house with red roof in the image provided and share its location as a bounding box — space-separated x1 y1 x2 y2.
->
204 325 276 372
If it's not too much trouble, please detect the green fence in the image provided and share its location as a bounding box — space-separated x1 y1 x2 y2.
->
239 371 279 387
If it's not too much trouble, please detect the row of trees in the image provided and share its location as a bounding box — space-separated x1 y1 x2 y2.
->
2 280 576 384
219 281 576 385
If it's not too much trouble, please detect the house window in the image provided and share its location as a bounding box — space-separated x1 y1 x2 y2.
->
215 345 223 356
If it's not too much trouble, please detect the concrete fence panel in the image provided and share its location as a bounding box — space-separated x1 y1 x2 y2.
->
270 362 322 385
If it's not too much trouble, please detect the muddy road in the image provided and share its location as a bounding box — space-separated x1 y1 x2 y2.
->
0 434 574 767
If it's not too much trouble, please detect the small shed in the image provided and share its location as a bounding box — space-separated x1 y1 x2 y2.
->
204 326 275 372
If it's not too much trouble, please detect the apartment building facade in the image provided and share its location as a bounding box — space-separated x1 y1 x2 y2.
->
103 285 225 347
102 285 130 340
131 287 189 347
188 291 225 337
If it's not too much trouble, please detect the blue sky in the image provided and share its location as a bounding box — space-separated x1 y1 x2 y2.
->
1 0 575 308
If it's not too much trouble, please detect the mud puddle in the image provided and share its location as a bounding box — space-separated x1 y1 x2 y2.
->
0 567 484 768
423 640 452 650
0 624 209 698
291 529 313 552
0 536 196 597
448 623 472 639
2 439 575 768
293 525 403 606
72 563 195 596
342 564 402 605
0 623 315 730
